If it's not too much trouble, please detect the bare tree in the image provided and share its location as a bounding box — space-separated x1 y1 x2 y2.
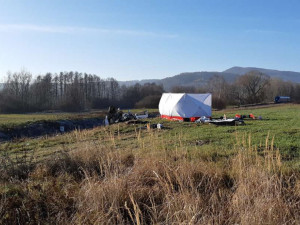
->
208 75 228 99
207 75 229 109
0 70 165 112
1 70 32 112
236 71 270 104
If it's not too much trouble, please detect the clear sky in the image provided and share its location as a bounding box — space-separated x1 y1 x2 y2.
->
0 0 300 81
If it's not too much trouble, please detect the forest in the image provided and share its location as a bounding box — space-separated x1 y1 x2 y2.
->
0 70 163 112
0 70 299 113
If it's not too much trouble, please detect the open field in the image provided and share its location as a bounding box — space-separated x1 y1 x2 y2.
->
1 104 299 169
0 104 300 224
0 111 107 129
0 109 154 132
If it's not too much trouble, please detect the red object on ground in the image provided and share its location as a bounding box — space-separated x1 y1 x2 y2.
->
161 115 200 122
249 113 256 119
235 114 241 118
190 117 200 122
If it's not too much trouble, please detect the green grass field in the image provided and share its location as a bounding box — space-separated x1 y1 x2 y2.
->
0 111 106 129
0 109 153 130
146 103 300 170
1 104 299 170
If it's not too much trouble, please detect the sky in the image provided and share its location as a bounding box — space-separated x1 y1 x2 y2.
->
0 0 300 81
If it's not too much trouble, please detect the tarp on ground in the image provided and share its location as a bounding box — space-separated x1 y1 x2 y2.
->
159 93 212 121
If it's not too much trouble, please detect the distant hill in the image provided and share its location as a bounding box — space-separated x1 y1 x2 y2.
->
119 79 160 87
120 72 238 90
223 67 300 83
119 66 300 90
154 72 237 90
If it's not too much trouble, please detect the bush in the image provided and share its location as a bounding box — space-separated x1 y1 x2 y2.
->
0 94 36 113
212 96 227 110
59 99 85 112
135 95 161 108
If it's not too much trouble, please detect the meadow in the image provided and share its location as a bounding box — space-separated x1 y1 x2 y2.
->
0 111 106 129
0 104 299 224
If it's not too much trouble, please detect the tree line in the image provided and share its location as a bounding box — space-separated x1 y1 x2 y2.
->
171 71 300 109
0 70 164 113
0 70 299 113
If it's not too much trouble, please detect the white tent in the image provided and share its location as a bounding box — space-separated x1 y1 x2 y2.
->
159 93 212 121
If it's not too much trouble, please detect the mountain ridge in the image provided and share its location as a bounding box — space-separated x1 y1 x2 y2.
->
119 66 300 90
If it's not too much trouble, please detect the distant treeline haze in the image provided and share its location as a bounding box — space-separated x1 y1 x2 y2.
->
172 71 300 109
0 70 163 113
0 70 299 113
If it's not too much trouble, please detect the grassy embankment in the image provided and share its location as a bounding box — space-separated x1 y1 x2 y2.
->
0 111 106 129
0 104 299 224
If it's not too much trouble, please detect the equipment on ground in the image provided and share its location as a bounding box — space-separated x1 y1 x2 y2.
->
107 106 123 124
106 106 149 125
209 118 245 126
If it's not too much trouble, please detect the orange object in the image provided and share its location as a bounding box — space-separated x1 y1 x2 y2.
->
249 113 256 119
235 114 241 118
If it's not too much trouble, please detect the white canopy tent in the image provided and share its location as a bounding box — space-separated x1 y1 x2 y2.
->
159 93 212 121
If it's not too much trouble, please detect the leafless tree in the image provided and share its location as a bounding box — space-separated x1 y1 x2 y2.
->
236 71 270 104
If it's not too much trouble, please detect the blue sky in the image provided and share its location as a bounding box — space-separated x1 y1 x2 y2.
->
0 0 300 81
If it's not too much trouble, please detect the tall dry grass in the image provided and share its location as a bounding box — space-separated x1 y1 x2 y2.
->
0 126 299 224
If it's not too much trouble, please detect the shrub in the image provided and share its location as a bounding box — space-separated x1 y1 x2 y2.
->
135 95 161 108
212 96 227 110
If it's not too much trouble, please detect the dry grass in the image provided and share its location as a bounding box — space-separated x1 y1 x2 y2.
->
0 125 299 224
